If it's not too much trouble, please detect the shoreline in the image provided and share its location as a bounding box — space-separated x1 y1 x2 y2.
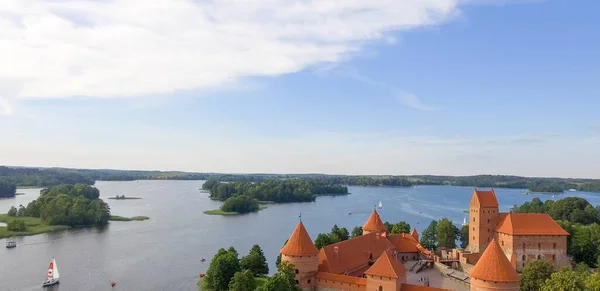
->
204 205 268 216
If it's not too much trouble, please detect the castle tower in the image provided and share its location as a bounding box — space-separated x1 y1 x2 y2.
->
365 250 407 291
470 238 521 291
363 209 387 235
280 221 319 291
467 189 500 253
410 228 419 241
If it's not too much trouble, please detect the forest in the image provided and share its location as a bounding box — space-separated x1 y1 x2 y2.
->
0 181 17 198
2 166 600 193
7 184 111 227
202 179 348 203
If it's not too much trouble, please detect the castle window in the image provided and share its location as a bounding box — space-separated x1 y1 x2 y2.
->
295 280 299 284
552 255 556 260
307 279 311 284
487 219 490 223
502 241 504 246
473 227 475 231
295 269 299 274
523 243 526 249
473 236 475 240
537 255 541 260
473 217 475 222
522 255 526 260
553 243 556 249
379 286 383 291
538 243 541 248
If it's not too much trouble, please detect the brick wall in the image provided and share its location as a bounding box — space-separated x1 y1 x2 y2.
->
315 279 366 291
497 233 570 271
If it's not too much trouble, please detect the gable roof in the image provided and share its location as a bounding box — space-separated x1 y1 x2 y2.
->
363 209 387 232
387 234 420 253
469 239 520 282
364 250 407 279
318 232 396 274
495 213 569 236
410 228 419 240
471 188 499 208
280 222 319 256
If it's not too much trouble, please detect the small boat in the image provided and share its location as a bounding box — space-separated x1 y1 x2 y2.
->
463 217 467 225
348 211 352 215
199 273 206 278
111 281 117 287
6 241 16 248
569 189 577 192
200 258 206 262
378 201 383 209
42 258 60 287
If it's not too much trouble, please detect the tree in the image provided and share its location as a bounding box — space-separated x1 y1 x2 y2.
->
437 218 459 249
459 224 469 249
314 233 333 249
330 225 349 241
0 181 17 198
541 269 585 291
586 272 600 291
391 221 411 234
241 245 269 277
17 205 25 217
520 260 554 291
256 261 299 291
421 220 438 250
202 247 242 291
351 226 363 238
7 206 17 217
276 239 288 267
229 270 256 291
7 219 26 231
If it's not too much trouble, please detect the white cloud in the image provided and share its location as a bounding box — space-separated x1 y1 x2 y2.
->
1 0 485 102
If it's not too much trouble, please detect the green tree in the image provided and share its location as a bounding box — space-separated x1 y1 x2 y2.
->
351 226 363 238
314 233 332 249
586 272 600 291
459 224 469 249
330 225 349 241
256 261 299 291
7 206 17 217
437 218 459 249
276 239 288 267
17 205 25 216
421 220 438 250
391 221 411 234
7 219 26 231
541 269 585 291
240 245 269 277
520 260 554 291
202 247 242 291
229 270 256 291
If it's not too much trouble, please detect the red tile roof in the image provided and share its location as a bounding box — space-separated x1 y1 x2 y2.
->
363 209 387 232
469 239 521 282
318 232 396 274
472 189 498 208
316 272 367 285
495 213 569 236
401 284 451 291
387 234 419 253
364 250 407 279
280 222 319 257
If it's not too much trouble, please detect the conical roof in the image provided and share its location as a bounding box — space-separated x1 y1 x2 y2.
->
364 250 407 279
410 228 419 240
363 210 387 232
470 239 520 282
280 222 319 256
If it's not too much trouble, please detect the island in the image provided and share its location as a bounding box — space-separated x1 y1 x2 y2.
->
0 184 143 238
108 195 142 200
201 179 348 215
109 215 150 221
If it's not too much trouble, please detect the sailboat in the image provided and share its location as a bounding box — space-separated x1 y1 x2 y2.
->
42 258 60 287
463 217 467 225
378 201 383 209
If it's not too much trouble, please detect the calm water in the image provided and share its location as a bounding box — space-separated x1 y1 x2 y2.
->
1 181 599 291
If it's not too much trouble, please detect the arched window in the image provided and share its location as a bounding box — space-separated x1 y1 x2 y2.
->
553 243 556 249
295 269 299 274
522 255 526 260
379 286 383 291
537 255 541 260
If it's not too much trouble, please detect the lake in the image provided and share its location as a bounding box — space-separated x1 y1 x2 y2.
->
1 180 599 291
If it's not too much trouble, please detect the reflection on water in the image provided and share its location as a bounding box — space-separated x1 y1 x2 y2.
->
0 181 599 291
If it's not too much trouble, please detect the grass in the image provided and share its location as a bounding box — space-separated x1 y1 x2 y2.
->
109 215 150 221
203 205 267 216
108 197 142 200
0 213 70 239
197 277 268 290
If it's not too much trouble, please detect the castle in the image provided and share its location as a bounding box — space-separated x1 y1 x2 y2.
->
279 188 570 291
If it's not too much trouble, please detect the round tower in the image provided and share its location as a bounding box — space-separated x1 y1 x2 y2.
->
362 209 387 235
280 221 319 291
470 238 520 291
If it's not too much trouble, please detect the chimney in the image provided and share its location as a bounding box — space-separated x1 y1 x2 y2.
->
334 246 339 261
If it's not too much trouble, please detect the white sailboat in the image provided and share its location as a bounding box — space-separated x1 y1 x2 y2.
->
378 201 383 209
463 217 467 225
42 258 60 287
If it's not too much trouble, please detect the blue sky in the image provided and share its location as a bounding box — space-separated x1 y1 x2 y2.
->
1 0 599 178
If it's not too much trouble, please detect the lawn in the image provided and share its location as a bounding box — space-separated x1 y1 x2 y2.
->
0 213 70 239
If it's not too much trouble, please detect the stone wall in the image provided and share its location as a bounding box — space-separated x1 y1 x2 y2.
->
502 234 570 271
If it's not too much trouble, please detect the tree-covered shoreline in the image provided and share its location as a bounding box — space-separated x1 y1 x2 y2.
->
3 165 600 193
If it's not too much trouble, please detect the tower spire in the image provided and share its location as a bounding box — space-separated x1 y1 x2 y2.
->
299 212 302 222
